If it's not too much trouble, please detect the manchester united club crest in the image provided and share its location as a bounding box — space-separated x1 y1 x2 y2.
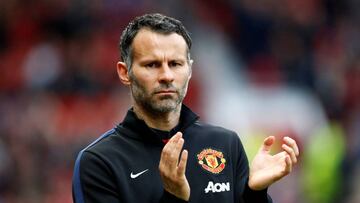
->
197 148 226 174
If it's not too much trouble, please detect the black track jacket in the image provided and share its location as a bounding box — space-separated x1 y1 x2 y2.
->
72 105 272 203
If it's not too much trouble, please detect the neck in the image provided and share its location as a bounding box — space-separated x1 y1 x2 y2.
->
133 104 181 131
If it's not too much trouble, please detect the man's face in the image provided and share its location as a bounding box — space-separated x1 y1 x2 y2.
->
128 29 192 114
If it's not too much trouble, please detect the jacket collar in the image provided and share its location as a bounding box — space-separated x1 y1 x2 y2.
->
116 104 199 146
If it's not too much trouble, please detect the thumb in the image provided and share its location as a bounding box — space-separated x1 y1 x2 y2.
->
259 136 275 154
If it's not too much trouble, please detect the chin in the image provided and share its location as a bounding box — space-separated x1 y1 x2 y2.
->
152 100 179 113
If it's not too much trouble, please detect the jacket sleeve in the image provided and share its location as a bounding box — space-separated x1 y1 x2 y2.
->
72 151 120 203
233 133 272 203
243 181 272 203
159 190 188 203
73 151 189 203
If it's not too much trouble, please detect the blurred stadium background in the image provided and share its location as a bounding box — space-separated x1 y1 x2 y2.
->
0 0 359 202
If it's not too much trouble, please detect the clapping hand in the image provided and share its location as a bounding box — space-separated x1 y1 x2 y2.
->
248 136 299 190
159 132 190 201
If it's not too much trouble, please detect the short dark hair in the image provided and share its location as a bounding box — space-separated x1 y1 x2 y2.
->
119 13 192 70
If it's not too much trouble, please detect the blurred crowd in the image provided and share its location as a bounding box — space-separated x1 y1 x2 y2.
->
0 0 359 203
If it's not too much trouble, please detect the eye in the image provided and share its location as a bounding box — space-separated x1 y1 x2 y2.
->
145 62 158 68
169 61 183 67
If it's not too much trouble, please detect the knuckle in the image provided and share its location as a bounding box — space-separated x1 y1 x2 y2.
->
162 149 171 157
159 165 165 173
168 175 177 183
289 149 295 155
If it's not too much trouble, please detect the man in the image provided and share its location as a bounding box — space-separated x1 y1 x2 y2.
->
72 13 299 203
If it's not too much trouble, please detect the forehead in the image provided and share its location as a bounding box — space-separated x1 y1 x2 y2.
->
131 29 188 60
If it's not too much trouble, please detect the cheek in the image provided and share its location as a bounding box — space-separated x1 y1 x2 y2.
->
132 74 157 94
131 69 152 84
179 70 192 84
175 66 191 78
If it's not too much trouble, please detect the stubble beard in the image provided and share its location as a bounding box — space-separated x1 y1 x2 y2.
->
129 74 189 115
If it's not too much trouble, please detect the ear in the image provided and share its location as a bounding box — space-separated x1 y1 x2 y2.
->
117 61 131 85
188 59 194 80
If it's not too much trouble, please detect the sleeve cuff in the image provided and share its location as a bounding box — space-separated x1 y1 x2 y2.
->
243 183 272 203
159 190 188 203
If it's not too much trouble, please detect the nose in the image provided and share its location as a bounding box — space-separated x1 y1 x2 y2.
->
158 64 174 83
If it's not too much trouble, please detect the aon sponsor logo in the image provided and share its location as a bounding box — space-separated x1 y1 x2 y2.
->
204 181 230 193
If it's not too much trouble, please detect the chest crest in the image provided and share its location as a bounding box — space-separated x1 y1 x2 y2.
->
197 148 226 174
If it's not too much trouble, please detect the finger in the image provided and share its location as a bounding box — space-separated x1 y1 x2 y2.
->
159 150 167 175
173 132 184 151
284 155 292 174
282 144 297 164
168 132 182 145
172 138 185 164
167 133 185 168
177 149 188 176
259 136 275 153
160 133 181 168
159 147 169 171
273 151 287 160
161 132 182 161
283 137 299 156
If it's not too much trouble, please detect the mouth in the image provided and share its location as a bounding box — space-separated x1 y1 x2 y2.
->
154 90 177 95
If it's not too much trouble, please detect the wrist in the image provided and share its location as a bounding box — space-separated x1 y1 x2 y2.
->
248 174 268 191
